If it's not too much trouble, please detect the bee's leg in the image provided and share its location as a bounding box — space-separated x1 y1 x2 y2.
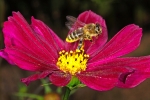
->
77 37 84 50
89 37 93 42
86 35 93 42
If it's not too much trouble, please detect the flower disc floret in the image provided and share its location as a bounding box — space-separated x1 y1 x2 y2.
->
57 49 89 75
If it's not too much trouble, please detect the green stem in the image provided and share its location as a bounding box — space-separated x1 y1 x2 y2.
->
63 87 71 100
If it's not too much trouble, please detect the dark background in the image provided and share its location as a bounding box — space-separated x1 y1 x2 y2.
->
0 0 150 100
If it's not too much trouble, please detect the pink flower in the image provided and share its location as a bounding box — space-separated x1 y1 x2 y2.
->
1 10 150 91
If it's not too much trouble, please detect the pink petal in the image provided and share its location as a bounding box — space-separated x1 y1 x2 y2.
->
88 56 150 88
117 71 150 88
108 56 150 88
31 17 64 52
5 48 57 71
65 10 108 52
91 56 150 71
77 10 106 27
2 12 61 71
121 56 150 71
77 69 120 91
0 50 15 65
88 24 142 67
21 71 52 85
49 71 71 86
64 42 78 51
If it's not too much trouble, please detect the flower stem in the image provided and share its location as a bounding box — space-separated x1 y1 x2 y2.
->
63 87 71 100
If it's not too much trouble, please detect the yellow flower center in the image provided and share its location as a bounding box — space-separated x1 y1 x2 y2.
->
56 49 89 75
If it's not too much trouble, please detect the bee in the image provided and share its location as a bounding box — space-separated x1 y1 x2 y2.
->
65 16 103 50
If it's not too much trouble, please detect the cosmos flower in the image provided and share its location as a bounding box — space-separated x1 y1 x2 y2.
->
1 10 150 91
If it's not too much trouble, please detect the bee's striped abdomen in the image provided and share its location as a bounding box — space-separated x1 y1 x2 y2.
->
66 28 83 43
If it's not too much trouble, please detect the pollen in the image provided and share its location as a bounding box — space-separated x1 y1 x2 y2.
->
56 49 89 75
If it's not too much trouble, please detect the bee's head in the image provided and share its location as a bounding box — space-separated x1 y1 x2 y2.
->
95 23 102 35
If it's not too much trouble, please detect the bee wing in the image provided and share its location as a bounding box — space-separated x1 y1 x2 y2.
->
65 16 77 29
66 16 85 30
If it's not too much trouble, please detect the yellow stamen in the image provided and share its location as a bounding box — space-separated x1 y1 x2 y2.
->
57 49 89 75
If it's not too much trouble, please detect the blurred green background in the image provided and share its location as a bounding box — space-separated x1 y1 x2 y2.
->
0 0 150 100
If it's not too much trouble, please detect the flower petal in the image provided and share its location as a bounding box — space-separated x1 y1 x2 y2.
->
77 69 120 91
77 10 106 27
117 71 150 88
93 56 150 71
89 24 142 67
31 17 64 52
49 71 71 86
5 48 57 71
0 50 14 65
21 71 52 85
2 12 60 71
79 56 147 91
88 56 150 88
105 56 150 88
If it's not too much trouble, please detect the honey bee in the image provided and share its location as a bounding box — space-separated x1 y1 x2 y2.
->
65 16 103 50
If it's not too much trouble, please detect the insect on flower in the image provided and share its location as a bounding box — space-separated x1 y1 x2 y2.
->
65 16 103 50
1 10 150 91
